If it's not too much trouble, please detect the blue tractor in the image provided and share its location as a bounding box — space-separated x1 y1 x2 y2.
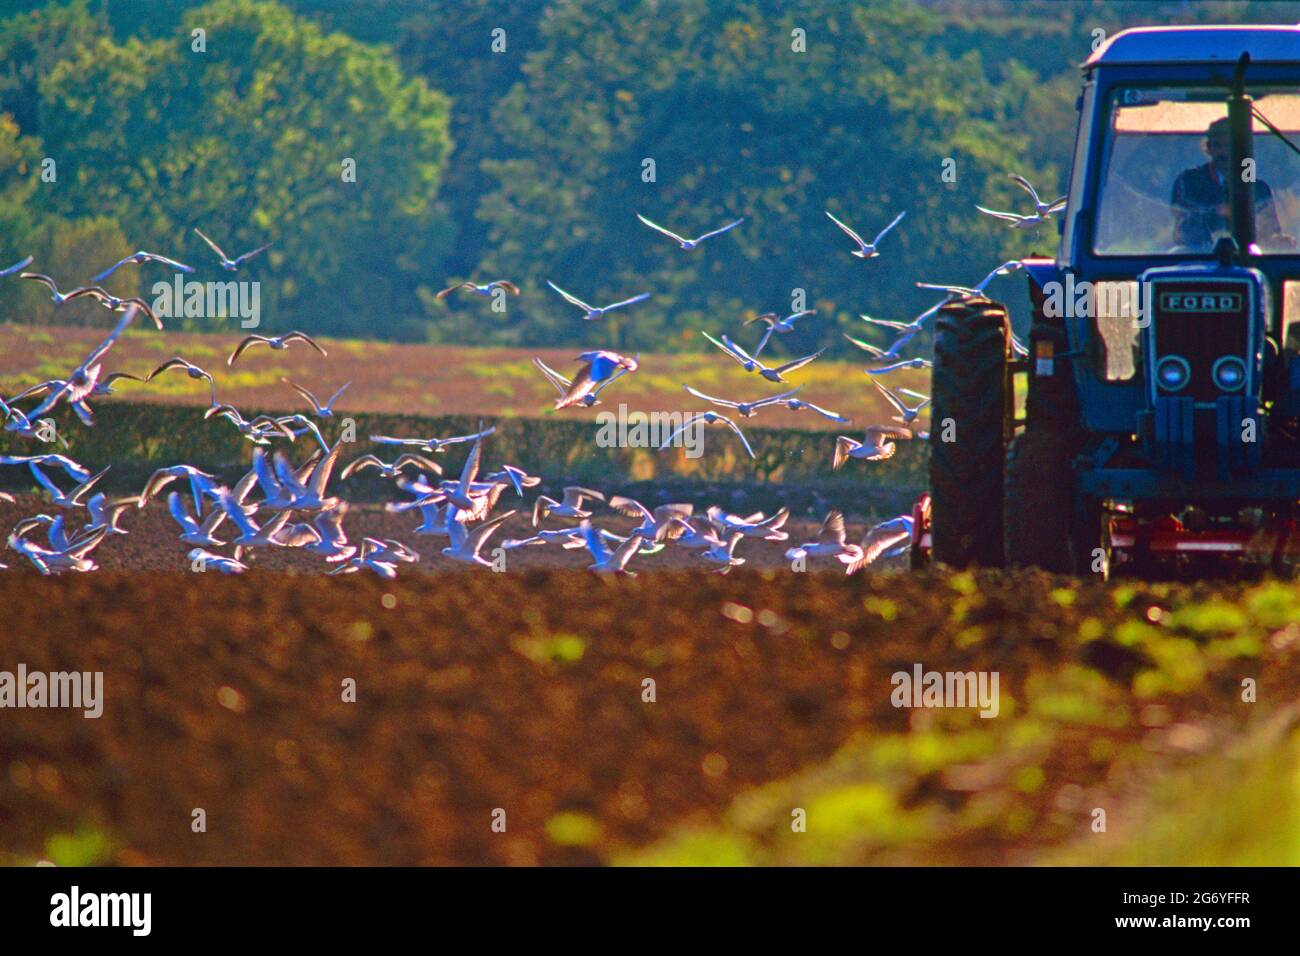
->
917 25 1300 577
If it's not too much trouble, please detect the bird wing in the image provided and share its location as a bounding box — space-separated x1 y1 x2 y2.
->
825 210 867 247
608 495 653 522
281 377 322 413
817 510 848 546
466 509 516 555
546 280 593 313
603 291 651 312
1009 174 1041 206
774 348 825 375
700 330 749 367
232 242 273 267
870 210 907 247
227 336 268 366
532 357 572 395
580 519 612 563
284 331 327 357
683 384 737 408
635 214 687 244
715 415 755 459
975 205 1029 224
750 386 802 408
832 436 857 470
194 228 229 262
694 218 743 243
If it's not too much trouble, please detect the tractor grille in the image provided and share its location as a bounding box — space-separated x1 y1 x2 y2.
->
1147 279 1252 403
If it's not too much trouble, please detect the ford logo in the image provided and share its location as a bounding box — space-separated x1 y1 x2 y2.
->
1160 292 1242 312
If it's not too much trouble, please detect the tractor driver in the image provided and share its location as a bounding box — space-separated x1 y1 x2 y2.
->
1171 116 1284 250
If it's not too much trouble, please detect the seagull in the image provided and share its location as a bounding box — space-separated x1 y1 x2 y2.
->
442 510 515 568
533 486 605 525
82 493 138 536
682 384 800 418
976 175 1065 228
785 510 863 565
340 452 443 480
865 358 933 375
440 423 491 512
20 272 83 305
60 285 163 330
370 424 495 454
701 332 824 383
92 251 194 283
546 281 651 321
272 439 345 512
553 351 639 409
483 465 541 497
579 520 644 575
9 524 109 574
532 356 629 408
665 517 724 550
825 209 906 259
194 228 272 271
227 331 327 366
696 530 746 573
707 506 791 541
435 279 520 300
873 381 930 426
146 357 217 405
914 260 1024 299
502 526 586 550
216 489 294 548
659 411 755 459
0 454 92 483
282 378 351 418
205 404 297 444
21 305 140 420
189 548 248 574
843 516 914 574
29 462 109 509
167 491 229 547
1 255 33 277
278 506 357 562
782 397 850 422
608 496 694 544
833 425 919 469
636 213 743 250
745 309 815 356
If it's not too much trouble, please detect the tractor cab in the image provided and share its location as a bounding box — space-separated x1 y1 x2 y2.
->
919 25 1300 577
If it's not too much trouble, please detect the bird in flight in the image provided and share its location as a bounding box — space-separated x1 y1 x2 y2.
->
636 213 743 250
435 279 520 300
976 174 1065 228
825 209 906 259
553 351 639 409
92 251 194 283
227 331 327 366
546 281 650 321
194 228 273 270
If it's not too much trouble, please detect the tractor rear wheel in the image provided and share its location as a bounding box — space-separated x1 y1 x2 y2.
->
1004 430 1075 573
928 297 1012 567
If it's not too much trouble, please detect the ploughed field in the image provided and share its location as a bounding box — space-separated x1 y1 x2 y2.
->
2 560 1298 866
0 324 919 428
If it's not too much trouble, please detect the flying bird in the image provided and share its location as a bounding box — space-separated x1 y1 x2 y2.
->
976 175 1065 228
546 281 650 321
553 351 639 409
146 357 217 405
682 384 800 419
282 378 351 418
436 279 520 300
659 411 755 459
825 209 906 259
702 331 823 383
833 425 919 469
227 331 326 366
194 228 272 271
635 213 743 250
92 251 194 283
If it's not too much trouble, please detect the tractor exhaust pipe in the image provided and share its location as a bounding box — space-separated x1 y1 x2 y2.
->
1228 52 1256 259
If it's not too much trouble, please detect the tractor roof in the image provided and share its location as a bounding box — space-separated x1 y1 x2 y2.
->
1084 25 1300 69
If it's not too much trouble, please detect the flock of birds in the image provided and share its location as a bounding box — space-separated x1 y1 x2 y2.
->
0 174 1063 578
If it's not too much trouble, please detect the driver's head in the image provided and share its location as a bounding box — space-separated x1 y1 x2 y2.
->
1205 116 1232 172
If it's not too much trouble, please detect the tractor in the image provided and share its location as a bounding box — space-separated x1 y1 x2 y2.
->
914 25 1300 578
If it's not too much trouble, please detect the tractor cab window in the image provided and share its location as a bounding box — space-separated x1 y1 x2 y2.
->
1094 86 1300 257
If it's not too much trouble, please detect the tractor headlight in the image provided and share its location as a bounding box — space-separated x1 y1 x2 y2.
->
1211 356 1247 392
1155 355 1191 392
